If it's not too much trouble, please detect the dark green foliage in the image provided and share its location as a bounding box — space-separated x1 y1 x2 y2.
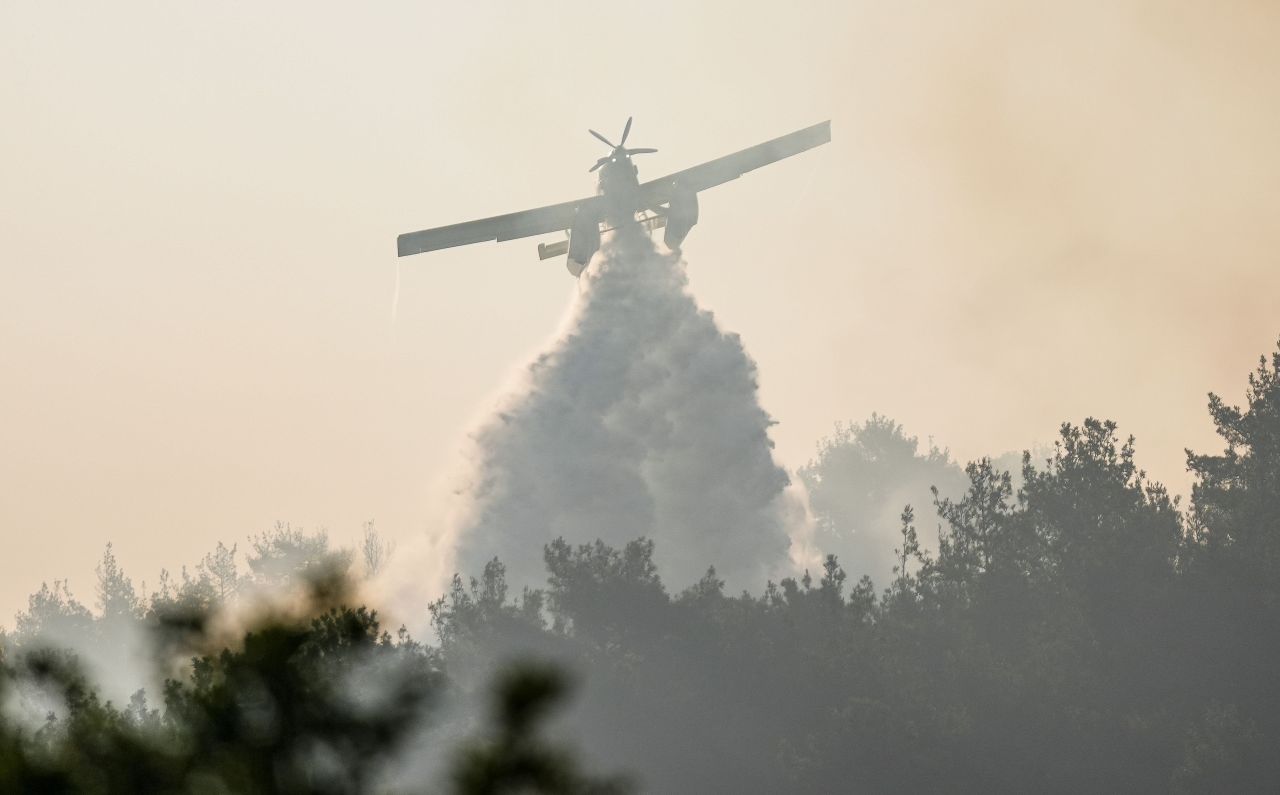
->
452 664 631 795
161 607 438 793
0 600 441 794
1187 346 1280 590
427 338 1280 792
1 546 623 794
6 337 1280 792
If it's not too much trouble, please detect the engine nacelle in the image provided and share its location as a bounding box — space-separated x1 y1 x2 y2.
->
566 208 601 276
664 184 699 250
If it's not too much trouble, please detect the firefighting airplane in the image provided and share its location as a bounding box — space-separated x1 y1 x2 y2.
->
396 118 831 277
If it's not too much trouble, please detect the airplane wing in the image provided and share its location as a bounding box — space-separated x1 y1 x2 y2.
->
639 120 831 205
397 194 602 257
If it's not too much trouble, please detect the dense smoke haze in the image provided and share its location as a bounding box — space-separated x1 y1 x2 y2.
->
452 226 802 592
5 2 1280 791
7 338 1280 791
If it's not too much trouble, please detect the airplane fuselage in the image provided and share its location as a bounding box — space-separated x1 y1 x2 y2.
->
565 155 646 274
596 154 643 224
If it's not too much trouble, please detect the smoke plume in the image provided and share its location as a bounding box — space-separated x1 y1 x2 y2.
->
452 224 799 591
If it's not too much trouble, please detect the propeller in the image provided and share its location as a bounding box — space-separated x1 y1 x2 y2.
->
587 117 658 172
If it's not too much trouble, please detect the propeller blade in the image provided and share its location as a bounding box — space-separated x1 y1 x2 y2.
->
589 129 616 148
625 147 658 155
589 157 609 172
621 116 633 145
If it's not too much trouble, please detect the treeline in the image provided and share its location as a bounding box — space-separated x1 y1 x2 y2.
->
4 341 1280 792
0 527 628 793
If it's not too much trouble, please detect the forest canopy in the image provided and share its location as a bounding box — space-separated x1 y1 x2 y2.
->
3 339 1280 792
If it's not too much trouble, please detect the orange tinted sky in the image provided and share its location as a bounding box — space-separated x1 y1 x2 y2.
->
2 1 1278 623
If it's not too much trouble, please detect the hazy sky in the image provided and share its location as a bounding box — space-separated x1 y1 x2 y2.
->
2 1 1278 624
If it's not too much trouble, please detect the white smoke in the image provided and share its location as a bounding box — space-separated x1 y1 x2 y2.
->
450 223 802 592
